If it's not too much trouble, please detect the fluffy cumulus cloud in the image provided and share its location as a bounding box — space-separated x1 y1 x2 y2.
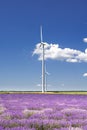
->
83 38 87 43
83 73 87 77
33 42 87 63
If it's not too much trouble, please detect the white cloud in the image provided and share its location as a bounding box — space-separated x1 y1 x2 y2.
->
36 83 51 87
83 38 87 43
33 42 87 63
36 84 41 87
66 59 78 63
83 73 87 77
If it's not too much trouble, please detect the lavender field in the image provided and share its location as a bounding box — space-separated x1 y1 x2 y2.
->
0 93 87 130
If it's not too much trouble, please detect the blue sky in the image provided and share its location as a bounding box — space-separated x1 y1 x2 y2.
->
0 0 87 91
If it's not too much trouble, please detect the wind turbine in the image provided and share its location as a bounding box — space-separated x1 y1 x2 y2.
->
40 26 45 93
45 63 50 92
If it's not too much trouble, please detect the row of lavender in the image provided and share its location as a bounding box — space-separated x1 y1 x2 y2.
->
0 93 87 130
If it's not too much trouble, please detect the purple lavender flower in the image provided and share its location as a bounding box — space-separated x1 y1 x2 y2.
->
0 93 87 129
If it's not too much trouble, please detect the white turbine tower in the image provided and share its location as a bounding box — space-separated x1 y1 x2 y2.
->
40 26 45 93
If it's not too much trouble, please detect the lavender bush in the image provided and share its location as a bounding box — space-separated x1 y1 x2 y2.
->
0 93 87 130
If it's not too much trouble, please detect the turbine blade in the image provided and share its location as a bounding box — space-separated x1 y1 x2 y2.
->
45 63 50 75
46 71 50 75
40 25 43 43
